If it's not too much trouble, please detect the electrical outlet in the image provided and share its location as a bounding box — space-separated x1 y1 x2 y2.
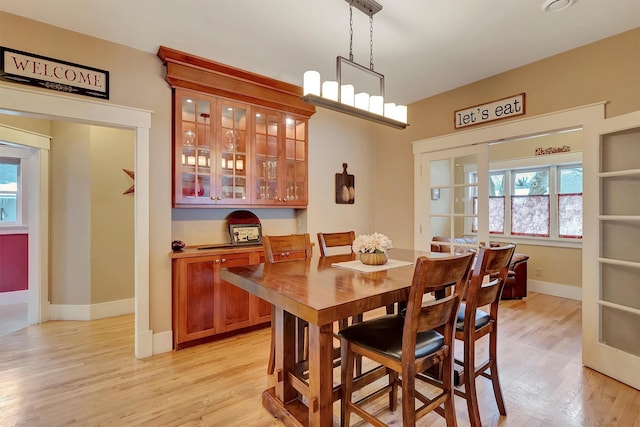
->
535 268 542 276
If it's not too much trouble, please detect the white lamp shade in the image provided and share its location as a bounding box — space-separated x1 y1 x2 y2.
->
396 105 408 123
369 95 384 115
340 84 355 106
322 81 339 101
303 70 321 96
354 92 370 110
384 102 396 118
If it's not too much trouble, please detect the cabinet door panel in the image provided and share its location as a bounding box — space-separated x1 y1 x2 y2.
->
217 252 255 332
181 258 216 340
219 282 252 331
254 297 272 324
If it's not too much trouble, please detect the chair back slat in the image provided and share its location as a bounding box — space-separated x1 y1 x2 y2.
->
263 234 312 264
475 278 502 307
416 296 459 332
402 253 474 353
464 243 516 314
317 231 355 256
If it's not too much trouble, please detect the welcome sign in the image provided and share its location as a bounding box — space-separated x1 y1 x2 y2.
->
0 46 109 99
454 93 525 129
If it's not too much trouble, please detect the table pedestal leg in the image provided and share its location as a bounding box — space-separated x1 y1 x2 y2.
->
307 322 335 427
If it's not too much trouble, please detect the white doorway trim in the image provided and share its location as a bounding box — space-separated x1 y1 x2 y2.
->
412 102 606 254
0 128 47 326
0 85 153 359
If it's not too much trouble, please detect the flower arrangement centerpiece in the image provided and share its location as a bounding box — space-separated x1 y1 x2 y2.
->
352 232 393 265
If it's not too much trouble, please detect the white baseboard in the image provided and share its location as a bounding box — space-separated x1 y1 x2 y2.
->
529 279 582 301
49 298 134 320
153 330 173 355
0 290 28 305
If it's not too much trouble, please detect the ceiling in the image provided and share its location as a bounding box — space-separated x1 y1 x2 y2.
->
1 0 639 105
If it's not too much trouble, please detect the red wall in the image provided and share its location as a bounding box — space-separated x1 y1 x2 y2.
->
0 233 28 292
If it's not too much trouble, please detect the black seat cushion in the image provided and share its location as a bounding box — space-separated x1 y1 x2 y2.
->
456 303 490 330
338 315 444 360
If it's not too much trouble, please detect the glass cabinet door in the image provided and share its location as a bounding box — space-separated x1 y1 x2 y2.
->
284 116 307 204
178 92 213 203
253 108 280 204
217 100 249 203
173 90 309 207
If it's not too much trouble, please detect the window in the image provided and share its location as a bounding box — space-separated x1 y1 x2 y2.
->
557 166 583 238
511 169 550 237
476 163 582 240
0 158 20 224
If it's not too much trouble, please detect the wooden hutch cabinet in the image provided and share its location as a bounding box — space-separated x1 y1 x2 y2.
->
159 46 313 349
171 246 270 349
158 46 315 208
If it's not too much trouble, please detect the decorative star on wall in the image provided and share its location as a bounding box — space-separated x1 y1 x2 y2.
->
122 169 135 195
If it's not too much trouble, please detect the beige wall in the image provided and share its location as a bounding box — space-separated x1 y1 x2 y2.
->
0 11 173 332
45 121 135 305
374 27 640 290
375 27 640 250
50 122 92 304
90 127 134 304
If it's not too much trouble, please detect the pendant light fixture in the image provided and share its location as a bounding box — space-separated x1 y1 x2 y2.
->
302 0 408 130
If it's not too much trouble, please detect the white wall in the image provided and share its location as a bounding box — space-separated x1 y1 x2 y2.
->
306 109 377 244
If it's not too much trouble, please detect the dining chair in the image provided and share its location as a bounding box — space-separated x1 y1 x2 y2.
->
263 233 313 375
317 231 356 256
318 231 397 318
339 252 475 427
453 243 516 427
317 231 361 330
317 231 368 374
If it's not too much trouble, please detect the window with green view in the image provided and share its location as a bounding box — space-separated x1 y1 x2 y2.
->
0 158 20 223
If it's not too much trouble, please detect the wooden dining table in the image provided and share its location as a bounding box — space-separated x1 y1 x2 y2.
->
220 248 434 427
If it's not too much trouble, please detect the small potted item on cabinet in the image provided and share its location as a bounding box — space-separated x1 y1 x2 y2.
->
172 240 186 251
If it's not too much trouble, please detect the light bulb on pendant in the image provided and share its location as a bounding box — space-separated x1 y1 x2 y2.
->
340 84 354 106
384 102 396 119
303 70 321 96
395 105 408 124
369 95 384 115
354 92 370 110
322 81 339 101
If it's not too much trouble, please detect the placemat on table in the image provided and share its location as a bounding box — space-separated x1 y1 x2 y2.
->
331 259 414 273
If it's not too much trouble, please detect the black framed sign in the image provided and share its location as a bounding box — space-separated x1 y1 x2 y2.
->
229 224 262 245
0 46 109 99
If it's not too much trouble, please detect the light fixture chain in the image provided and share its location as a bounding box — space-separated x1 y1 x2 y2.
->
369 11 374 71
349 0 354 61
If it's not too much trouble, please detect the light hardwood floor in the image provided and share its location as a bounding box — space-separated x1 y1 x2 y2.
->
0 292 638 426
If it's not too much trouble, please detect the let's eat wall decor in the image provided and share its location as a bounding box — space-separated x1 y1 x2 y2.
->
0 46 109 99
454 93 525 129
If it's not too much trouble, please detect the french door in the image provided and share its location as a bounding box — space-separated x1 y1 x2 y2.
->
582 111 640 390
416 144 489 253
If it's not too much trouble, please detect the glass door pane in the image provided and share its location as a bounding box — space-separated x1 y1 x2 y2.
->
254 109 279 203
180 95 211 201
219 101 248 202
285 116 306 203
423 146 487 253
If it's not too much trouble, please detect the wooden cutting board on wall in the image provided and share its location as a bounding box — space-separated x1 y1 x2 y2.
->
335 163 355 204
